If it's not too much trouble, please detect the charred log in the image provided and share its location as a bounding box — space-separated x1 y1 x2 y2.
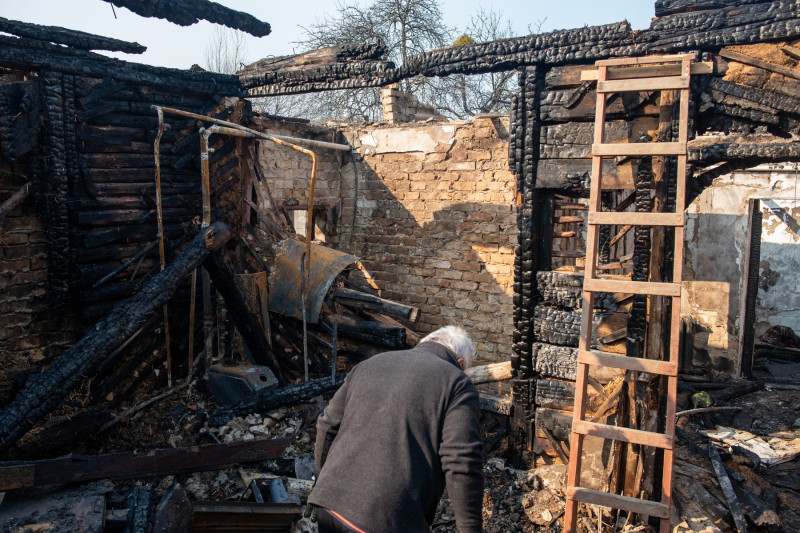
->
0 222 232 456
0 17 146 53
331 287 419 321
102 0 271 37
208 374 347 427
320 313 407 349
654 0 773 16
0 34 240 94
202 248 284 382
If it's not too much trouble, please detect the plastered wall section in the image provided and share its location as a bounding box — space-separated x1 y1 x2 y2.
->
340 118 517 363
757 197 800 336
683 164 800 377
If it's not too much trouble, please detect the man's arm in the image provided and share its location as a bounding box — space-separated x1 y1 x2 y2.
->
314 374 349 476
439 382 484 533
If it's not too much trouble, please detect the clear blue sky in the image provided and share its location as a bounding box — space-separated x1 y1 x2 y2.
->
2 1 655 70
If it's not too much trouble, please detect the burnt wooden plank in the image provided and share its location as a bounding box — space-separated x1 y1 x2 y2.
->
0 438 289 490
0 17 145 53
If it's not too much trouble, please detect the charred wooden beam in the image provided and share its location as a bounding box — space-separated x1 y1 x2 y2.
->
238 42 386 78
321 313 406 349
689 140 800 165
0 34 241 95
655 0 772 16
0 438 288 491
0 223 232 456
247 0 800 95
208 374 346 427
331 287 419 321
0 17 146 53
102 0 271 37
203 249 284 382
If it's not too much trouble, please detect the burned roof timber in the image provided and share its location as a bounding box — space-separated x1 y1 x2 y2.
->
101 0 271 37
244 0 800 96
0 17 146 54
0 33 240 95
654 0 774 17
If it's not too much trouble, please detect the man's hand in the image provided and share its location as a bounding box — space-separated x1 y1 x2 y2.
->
303 503 318 522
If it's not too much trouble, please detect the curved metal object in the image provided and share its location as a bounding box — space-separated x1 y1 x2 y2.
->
268 238 358 324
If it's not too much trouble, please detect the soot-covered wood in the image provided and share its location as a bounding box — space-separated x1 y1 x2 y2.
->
0 17 146 53
102 0 271 37
0 222 232 457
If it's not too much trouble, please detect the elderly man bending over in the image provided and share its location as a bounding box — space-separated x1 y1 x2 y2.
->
309 325 484 533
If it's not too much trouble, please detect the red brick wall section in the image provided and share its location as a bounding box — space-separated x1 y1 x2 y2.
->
339 118 516 363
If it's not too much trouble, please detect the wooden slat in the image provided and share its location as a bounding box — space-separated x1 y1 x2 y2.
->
592 142 686 157
596 53 696 67
583 278 681 297
579 350 678 376
572 420 673 449
567 488 670 519
597 75 689 93
581 62 712 81
588 211 684 227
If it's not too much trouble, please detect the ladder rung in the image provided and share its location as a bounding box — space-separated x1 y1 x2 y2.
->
592 142 686 157
579 350 678 376
597 76 690 93
572 420 673 449
583 278 681 297
596 54 696 67
567 487 670 519
588 212 683 227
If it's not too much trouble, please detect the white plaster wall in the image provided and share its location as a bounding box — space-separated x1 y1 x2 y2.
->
756 197 800 336
683 163 800 377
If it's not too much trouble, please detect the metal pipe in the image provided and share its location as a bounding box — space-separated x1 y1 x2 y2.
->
154 108 172 387
188 268 197 374
199 128 214 227
152 105 351 152
206 125 319 382
331 319 338 383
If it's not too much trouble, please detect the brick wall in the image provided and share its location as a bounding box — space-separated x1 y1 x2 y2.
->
252 116 343 243
0 172 77 395
339 117 516 363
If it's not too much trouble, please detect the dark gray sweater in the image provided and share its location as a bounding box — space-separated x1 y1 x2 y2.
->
309 341 484 533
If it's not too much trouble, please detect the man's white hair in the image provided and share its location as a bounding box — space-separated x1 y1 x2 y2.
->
420 326 476 369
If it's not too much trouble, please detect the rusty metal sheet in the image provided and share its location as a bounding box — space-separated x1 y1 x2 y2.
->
268 238 358 323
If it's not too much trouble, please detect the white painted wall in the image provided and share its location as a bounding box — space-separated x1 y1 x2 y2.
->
683 163 800 377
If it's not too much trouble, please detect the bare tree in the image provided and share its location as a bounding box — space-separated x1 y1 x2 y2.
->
297 0 453 123
295 1 522 122
203 26 249 74
431 8 518 118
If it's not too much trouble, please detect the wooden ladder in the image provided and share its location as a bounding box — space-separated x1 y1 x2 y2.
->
564 53 693 533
